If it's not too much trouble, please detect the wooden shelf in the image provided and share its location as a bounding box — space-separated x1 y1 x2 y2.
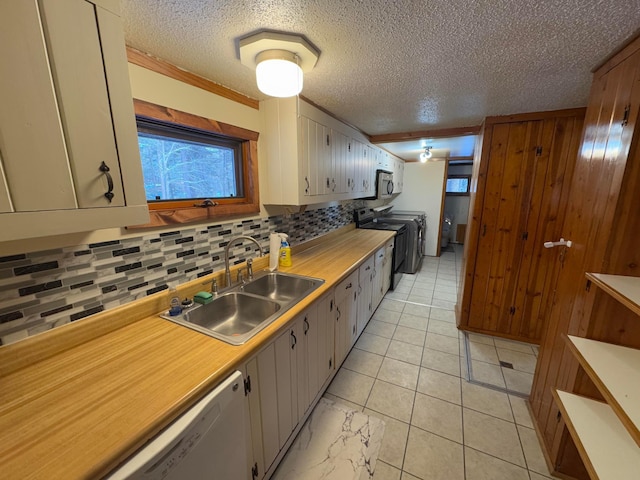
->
586 273 640 316
566 335 640 447
554 390 640 480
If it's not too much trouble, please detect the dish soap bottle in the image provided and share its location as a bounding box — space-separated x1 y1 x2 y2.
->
278 233 292 267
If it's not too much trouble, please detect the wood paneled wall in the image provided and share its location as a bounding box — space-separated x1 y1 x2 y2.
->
529 36 640 479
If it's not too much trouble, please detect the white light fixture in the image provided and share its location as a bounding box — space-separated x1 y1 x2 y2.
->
419 146 433 163
239 31 320 98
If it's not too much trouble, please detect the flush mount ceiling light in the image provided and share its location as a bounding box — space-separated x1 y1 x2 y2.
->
419 146 433 163
239 31 320 98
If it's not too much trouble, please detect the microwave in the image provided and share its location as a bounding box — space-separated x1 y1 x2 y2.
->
373 170 394 199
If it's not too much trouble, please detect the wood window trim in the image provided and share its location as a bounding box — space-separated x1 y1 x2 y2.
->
129 99 260 229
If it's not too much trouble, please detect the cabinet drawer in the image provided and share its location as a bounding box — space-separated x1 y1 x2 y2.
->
335 270 358 304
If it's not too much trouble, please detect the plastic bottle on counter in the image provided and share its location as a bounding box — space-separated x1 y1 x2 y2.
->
278 233 292 267
168 287 183 316
269 232 281 271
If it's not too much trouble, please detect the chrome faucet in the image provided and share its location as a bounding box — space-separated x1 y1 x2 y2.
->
224 235 264 287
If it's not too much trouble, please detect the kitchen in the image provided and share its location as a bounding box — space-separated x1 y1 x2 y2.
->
1 1 640 479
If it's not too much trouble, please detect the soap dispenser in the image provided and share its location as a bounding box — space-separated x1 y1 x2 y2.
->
278 233 292 267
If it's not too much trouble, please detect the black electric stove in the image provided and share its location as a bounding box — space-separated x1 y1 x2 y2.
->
354 209 407 290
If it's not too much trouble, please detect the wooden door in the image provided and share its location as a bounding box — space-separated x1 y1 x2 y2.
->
462 110 583 344
467 120 540 336
530 45 640 476
504 116 582 340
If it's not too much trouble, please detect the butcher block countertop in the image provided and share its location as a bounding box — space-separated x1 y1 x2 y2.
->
0 226 394 480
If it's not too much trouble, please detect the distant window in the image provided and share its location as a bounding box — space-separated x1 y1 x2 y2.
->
137 118 243 202
446 175 470 195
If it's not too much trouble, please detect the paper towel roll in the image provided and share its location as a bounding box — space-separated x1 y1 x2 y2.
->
269 233 280 271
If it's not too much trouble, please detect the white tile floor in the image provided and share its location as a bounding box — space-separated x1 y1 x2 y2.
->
323 246 556 480
464 331 539 396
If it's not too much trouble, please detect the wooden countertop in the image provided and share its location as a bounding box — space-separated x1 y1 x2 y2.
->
0 227 394 479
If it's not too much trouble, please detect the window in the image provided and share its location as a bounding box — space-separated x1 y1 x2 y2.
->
446 175 470 195
137 119 243 201
132 99 260 228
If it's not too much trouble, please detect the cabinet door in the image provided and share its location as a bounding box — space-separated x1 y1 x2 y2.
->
0 0 76 211
256 342 279 471
357 256 374 337
39 0 126 208
351 139 364 194
0 0 148 241
300 306 318 416
332 130 349 194
300 117 319 196
245 358 265 479
372 246 386 309
274 325 299 449
335 271 358 366
318 123 332 195
317 291 336 389
382 241 394 298
366 146 378 195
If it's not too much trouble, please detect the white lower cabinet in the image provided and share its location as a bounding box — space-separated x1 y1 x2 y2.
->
317 291 336 389
357 256 374 338
382 241 394 300
335 270 359 366
372 247 385 309
243 251 390 479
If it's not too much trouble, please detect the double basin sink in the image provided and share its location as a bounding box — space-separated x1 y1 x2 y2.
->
160 271 324 345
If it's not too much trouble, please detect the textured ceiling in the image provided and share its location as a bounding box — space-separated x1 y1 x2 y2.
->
121 0 639 137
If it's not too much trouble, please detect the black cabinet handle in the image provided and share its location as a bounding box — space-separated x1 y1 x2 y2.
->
303 317 309 335
291 331 297 349
336 306 341 321
100 161 114 203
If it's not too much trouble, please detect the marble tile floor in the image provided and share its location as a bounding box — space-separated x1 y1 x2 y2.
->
322 246 556 480
272 397 385 480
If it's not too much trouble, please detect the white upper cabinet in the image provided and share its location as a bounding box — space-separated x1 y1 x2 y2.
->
393 157 405 193
262 97 376 205
0 0 148 242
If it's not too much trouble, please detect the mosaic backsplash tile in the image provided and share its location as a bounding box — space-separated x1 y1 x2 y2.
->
0 201 363 345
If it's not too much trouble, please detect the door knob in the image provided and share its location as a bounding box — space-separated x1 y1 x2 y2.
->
544 238 572 248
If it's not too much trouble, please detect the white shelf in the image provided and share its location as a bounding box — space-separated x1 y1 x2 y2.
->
554 390 640 480
566 335 640 447
586 273 640 316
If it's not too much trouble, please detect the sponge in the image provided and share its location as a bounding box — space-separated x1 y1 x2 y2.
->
193 291 214 305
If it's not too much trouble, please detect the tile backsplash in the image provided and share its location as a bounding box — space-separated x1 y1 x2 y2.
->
0 201 363 345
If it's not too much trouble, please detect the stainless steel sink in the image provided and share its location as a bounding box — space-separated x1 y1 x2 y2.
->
160 271 324 345
241 272 320 303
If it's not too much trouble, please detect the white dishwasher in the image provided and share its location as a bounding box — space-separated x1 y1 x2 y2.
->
107 370 249 480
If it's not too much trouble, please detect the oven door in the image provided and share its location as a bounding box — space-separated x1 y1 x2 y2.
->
387 230 406 290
